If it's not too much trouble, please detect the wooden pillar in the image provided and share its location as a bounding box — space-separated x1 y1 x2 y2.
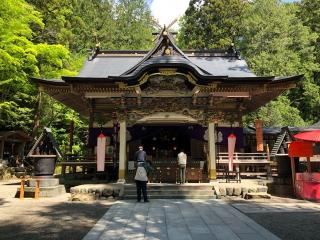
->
88 99 95 155
118 120 127 182
69 120 74 153
208 121 216 181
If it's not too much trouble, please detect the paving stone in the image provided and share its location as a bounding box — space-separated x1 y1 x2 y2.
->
228 222 256 234
188 226 211 234
167 226 192 240
209 225 241 240
237 233 266 240
190 233 216 240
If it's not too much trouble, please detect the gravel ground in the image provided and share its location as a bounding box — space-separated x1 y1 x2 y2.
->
246 212 320 240
0 180 114 240
226 196 320 240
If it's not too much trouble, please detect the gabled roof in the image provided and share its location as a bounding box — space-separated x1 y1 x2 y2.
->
0 131 31 142
76 28 256 80
30 28 303 117
32 27 303 88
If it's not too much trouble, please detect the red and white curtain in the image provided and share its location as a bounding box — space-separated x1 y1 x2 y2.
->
97 133 106 172
228 134 236 171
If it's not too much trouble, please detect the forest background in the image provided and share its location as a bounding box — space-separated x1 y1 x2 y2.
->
0 0 319 154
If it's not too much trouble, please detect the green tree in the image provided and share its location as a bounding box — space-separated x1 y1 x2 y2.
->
113 0 155 50
28 0 156 52
70 0 115 52
243 96 305 127
179 0 319 126
0 0 79 136
178 0 247 49
26 0 75 48
240 0 319 125
298 0 320 64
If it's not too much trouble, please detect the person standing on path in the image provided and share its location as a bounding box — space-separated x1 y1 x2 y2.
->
134 146 149 202
177 149 187 184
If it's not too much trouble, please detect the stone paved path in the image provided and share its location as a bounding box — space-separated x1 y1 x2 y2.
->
83 199 280 240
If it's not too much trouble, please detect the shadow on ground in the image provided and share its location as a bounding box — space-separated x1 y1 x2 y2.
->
0 201 113 240
0 198 9 206
4 182 20 186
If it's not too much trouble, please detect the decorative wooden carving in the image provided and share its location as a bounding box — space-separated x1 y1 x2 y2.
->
142 75 189 94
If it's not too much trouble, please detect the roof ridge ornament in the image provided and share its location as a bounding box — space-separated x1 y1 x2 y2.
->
227 43 241 60
88 42 101 61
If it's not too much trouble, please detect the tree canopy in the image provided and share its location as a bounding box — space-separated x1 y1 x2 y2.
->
0 0 75 132
178 0 247 49
27 0 155 53
179 0 320 126
0 0 155 154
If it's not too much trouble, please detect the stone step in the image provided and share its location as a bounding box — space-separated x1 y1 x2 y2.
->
123 194 215 199
123 184 215 199
124 185 214 190
124 188 213 193
124 190 214 196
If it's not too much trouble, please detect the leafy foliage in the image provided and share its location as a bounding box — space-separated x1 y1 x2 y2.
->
27 0 156 53
240 0 319 125
243 96 305 127
179 0 320 126
0 0 73 132
178 0 247 49
1 0 155 155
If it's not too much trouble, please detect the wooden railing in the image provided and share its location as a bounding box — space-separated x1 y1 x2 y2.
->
217 152 269 164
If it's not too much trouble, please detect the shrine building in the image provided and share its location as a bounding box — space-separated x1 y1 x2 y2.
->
32 28 302 183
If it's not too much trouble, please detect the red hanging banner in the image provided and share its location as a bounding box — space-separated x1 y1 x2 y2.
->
97 133 106 171
255 119 263 151
228 134 236 171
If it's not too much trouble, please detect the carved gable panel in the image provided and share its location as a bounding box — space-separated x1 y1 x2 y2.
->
141 75 191 95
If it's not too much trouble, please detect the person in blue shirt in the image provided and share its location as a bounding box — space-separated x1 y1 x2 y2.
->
135 145 147 162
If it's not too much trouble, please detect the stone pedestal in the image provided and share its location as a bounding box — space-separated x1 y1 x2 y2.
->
16 177 66 198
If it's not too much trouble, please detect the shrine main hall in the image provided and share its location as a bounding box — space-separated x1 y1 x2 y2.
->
32 28 301 183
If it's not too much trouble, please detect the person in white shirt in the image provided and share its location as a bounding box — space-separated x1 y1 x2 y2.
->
177 149 187 184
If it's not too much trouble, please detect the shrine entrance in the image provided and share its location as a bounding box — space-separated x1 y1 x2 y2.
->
140 126 191 160
127 124 207 183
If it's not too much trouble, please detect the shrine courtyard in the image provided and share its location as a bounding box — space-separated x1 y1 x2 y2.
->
1 180 320 240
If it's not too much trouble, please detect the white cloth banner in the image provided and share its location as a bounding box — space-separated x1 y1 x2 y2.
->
228 134 236 172
97 133 106 172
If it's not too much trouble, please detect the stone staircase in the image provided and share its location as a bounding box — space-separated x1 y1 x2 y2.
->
68 181 270 201
122 183 215 199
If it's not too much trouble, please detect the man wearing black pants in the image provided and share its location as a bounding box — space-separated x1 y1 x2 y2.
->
134 146 149 202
